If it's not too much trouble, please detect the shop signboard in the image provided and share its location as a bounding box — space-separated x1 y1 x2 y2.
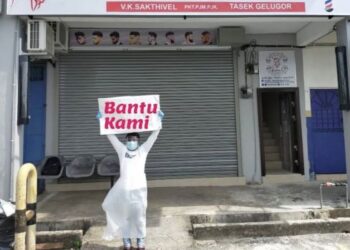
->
7 0 348 16
70 28 216 48
259 50 297 88
98 95 162 135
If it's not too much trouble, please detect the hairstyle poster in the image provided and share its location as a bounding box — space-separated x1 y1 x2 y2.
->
70 28 217 48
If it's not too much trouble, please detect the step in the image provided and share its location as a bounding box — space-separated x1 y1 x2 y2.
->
191 209 350 239
37 219 92 232
190 210 326 225
263 138 276 146
264 146 279 153
36 242 65 250
263 131 272 136
192 218 350 239
265 161 283 170
263 133 274 140
36 230 83 249
35 219 92 250
265 152 281 161
190 209 350 225
262 127 270 133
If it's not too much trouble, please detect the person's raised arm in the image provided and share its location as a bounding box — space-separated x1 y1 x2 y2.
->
107 134 124 154
141 130 160 153
141 110 164 153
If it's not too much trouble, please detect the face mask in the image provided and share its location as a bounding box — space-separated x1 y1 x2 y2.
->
126 141 138 151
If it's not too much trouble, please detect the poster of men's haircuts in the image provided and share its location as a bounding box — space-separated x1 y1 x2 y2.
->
259 51 297 88
70 29 217 48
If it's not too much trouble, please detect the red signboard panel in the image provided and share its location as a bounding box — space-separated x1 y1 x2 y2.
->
106 1 306 13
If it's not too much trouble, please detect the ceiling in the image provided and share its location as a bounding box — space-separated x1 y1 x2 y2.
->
42 16 343 34
313 31 337 45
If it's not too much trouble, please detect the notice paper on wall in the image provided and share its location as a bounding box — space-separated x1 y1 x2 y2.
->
98 95 162 135
259 50 297 88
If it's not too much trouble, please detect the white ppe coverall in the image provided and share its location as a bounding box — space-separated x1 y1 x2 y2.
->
102 130 160 240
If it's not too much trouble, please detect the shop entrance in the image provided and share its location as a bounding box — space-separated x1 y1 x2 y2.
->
258 88 304 176
58 50 238 179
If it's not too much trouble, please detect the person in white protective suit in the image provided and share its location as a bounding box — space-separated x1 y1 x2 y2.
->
102 112 163 250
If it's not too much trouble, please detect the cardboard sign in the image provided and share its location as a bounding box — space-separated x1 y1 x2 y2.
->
98 95 162 135
6 0 348 16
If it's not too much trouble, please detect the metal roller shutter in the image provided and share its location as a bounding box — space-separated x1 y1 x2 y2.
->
58 51 238 179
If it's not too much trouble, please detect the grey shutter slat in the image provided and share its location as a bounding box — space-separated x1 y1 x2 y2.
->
58 51 238 179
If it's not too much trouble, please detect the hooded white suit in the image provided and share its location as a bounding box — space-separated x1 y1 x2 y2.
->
102 130 160 239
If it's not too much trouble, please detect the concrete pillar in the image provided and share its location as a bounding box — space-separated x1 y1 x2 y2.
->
295 49 310 180
0 2 20 200
336 19 350 192
238 50 262 184
45 62 59 156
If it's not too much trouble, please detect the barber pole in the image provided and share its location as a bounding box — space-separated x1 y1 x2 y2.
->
325 0 333 12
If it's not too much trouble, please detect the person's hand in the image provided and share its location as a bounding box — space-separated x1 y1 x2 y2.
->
96 111 102 120
158 110 165 121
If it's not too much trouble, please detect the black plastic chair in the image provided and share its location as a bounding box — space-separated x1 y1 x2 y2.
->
97 154 120 187
97 154 119 176
38 156 65 179
65 155 96 178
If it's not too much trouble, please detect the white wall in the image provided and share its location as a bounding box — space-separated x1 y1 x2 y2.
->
0 1 20 200
302 46 338 113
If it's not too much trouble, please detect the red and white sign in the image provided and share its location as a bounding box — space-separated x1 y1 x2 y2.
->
98 95 162 135
6 0 348 16
107 2 305 13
